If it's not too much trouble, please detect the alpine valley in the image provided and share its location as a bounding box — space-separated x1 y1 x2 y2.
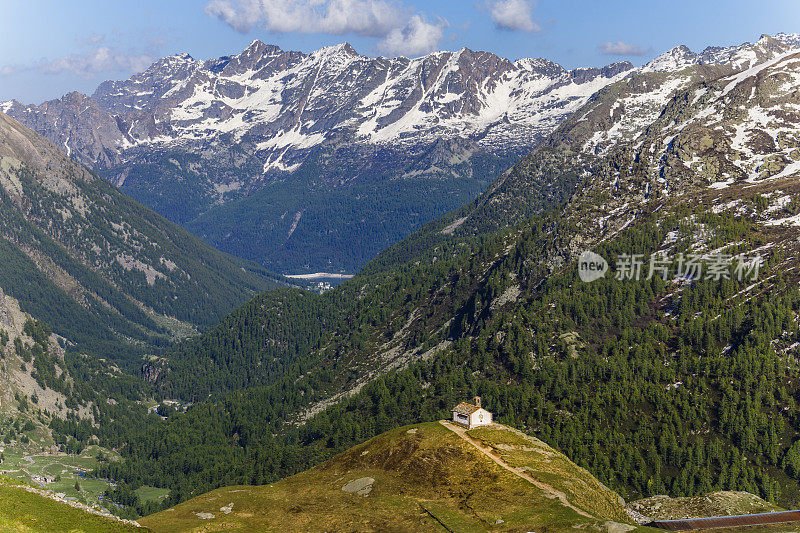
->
2 40 635 273
5 30 800 533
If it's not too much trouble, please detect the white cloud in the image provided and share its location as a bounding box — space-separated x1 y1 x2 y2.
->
1 47 153 78
37 47 153 77
598 40 646 56
205 0 445 57
0 65 21 76
205 0 404 36
79 34 106 46
376 15 445 57
488 0 539 33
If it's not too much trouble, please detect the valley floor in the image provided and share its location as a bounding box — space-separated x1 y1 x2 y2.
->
0 446 112 509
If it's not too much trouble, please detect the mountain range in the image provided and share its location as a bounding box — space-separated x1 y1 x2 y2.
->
0 40 635 273
6 34 800 275
7 33 799 274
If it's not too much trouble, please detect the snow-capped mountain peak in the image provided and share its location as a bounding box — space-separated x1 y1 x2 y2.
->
314 42 360 57
644 33 800 74
643 45 697 72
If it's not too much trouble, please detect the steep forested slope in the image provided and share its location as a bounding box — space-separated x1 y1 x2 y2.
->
0 112 284 364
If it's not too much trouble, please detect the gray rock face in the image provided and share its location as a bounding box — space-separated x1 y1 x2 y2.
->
341 477 374 495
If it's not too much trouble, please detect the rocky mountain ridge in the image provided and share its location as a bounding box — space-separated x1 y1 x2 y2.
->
435 33 800 244
3 33 799 274
1 42 634 171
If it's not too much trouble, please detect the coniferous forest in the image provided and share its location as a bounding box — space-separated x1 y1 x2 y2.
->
39 209 800 516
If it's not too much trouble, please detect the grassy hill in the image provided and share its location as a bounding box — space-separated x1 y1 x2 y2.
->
140 421 641 532
0 476 143 532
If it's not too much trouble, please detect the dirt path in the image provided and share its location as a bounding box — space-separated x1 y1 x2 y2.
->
16 455 76 483
18 456 36 480
439 420 594 519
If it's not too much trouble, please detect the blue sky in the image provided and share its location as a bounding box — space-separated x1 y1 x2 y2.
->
1 0 799 104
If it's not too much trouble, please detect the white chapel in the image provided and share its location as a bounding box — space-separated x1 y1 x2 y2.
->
452 396 492 429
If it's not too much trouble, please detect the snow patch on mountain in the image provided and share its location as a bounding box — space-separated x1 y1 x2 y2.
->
721 49 800 96
584 76 692 155
258 127 326 151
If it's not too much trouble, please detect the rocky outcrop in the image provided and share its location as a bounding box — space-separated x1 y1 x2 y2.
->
141 358 166 384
